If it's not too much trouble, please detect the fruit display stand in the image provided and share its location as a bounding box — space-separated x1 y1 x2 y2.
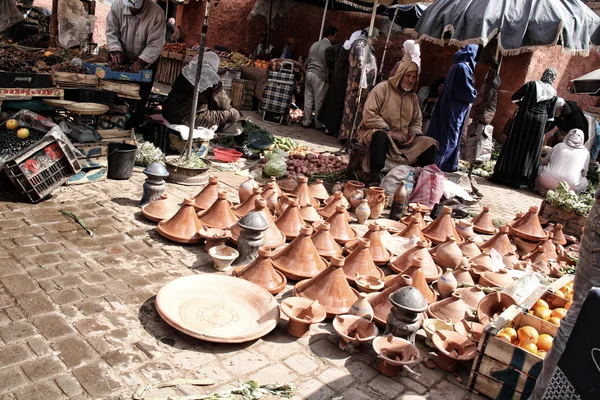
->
467 305 559 399
538 200 586 238
155 51 184 86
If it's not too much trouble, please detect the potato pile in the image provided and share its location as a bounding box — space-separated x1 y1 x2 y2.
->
285 153 347 179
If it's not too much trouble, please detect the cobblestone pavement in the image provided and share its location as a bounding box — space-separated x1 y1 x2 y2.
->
0 118 544 400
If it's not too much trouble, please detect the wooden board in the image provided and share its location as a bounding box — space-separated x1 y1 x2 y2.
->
78 156 107 169
66 167 107 185
469 371 525 400
99 80 140 99
548 274 574 293
98 129 134 140
471 353 537 395
73 143 107 159
51 71 98 88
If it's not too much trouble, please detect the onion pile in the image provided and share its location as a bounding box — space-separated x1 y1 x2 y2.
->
285 153 347 179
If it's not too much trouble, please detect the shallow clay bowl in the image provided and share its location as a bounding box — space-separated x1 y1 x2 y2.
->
155 275 280 343
280 297 326 337
375 219 407 235
373 334 421 368
333 314 379 343
355 274 385 293
422 318 454 348
454 320 485 342
432 330 477 361
477 292 517 325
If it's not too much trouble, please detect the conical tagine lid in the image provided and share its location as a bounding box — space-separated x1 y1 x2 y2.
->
319 191 351 220
299 204 323 224
293 176 319 208
401 205 427 228
272 226 327 280
402 256 437 304
326 205 357 244
198 191 239 230
509 206 548 241
390 241 441 283
540 233 558 260
275 198 309 240
233 247 287 295
427 292 473 323
309 179 329 201
368 274 413 327
551 224 567 246
355 223 392 265
310 222 342 259
157 197 203 243
294 255 359 317
459 237 482 258
471 206 496 235
479 226 514 256
141 193 179 222
398 215 431 245
233 187 263 218
341 238 384 284
422 206 463 245
193 175 219 211
231 198 285 248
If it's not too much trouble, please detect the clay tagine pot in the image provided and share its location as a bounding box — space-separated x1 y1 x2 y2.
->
324 190 351 209
401 206 427 228
479 269 515 289
427 292 474 323
551 223 567 246
141 193 179 222
398 215 431 245
293 176 320 208
454 319 484 342
300 204 323 225
332 314 379 351
479 226 514 256
389 241 441 283
455 220 475 240
275 198 309 240
231 198 286 249
470 250 492 269
238 176 256 204
272 226 327 281
434 235 463 270
193 175 219 211
276 193 298 217
355 274 385 293
454 285 486 310
198 191 239 230
293 254 359 318
477 291 517 325
510 206 549 241
502 252 520 269
311 222 342 260
368 274 413 327
513 236 540 258
309 179 329 202
326 205 358 245
453 265 475 286
319 191 351 221
471 206 496 235
372 334 421 377
279 177 298 193
157 197 203 244
261 182 279 213
198 226 232 251
341 238 385 284
422 206 463 245
400 256 437 304
233 187 263 218
232 247 287 295
422 319 454 349
540 233 558 261
345 222 392 265
432 330 477 372
280 297 326 338
459 237 482 258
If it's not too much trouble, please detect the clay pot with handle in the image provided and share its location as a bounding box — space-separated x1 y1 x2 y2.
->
367 187 386 219
343 180 365 202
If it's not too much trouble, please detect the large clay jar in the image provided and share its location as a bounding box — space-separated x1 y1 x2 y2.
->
477 292 516 325
427 292 473 323
479 269 514 289
326 204 358 245
238 176 256 204
293 254 359 318
349 191 364 211
193 175 219 211
422 206 463 245
198 191 239 230
343 180 365 202
479 226 514 256
157 198 203 244
398 215 430 245
551 224 567 246
390 241 441 282
510 206 548 241
293 176 319 208
453 265 475 286
234 187 263 218
309 179 329 202
311 222 343 260
367 187 386 219
471 206 496 235
231 198 286 249
349 292 374 321
459 238 481 258
434 235 463 270
232 247 287 295
437 268 458 299
342 238 385 284
319 191 351 221
141 193 179 222
346 223 392 265
401 256 437 304
262 182 279 213
272 226 327 280
355 200 370 225
368 274 413 327
455 285 486 310
275 198 309 240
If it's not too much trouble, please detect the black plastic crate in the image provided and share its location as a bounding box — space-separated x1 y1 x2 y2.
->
64 88 116 106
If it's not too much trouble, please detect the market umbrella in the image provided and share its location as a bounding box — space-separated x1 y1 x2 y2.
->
570 69 600 95
414 0 600 56
387 2 428 29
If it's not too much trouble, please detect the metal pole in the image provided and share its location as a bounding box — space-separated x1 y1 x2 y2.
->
319 0 330 40
380 7 398 79
166 0 169 18
266 0 273 52
344 0 378 152
184 0 212 159
49 0 59 47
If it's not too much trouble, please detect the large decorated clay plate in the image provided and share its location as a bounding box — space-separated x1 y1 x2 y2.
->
155 275 280 343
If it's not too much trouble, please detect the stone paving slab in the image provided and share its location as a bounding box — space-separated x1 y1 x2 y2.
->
0 117 545 399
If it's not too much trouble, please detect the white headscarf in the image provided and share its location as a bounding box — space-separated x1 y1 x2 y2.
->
556 97 565 107
565 128 585 149
402 40 421 73
182 52 221 93
168 18 175 25
344 30 362 50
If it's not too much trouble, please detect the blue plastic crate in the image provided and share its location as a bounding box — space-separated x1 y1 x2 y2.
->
84 63 152 83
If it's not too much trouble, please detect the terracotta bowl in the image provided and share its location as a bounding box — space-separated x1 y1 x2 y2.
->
375 219 407 235
373 334 421 377
422 318 454 349
155 275 280 343
208 245 239 272
355 274 385 293
280 297 326 338
432 330 476 372
454 319 485 342
332 314 379 350
477 291 517 325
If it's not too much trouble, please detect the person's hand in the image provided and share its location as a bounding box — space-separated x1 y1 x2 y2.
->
131 61 143 72
403 132 416 146
111 52 124 64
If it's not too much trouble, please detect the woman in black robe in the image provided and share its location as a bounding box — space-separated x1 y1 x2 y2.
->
491 67 559 189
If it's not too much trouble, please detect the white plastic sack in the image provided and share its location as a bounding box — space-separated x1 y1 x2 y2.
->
168 124 216 141
58 0 96 49
443 180 474 202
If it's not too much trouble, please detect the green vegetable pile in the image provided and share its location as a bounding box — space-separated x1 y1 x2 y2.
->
545 181 595 217
170 152 207 169
135 142 164 167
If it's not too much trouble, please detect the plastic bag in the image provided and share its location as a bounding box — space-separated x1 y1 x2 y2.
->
380 165 416 198
407 164 445 207
464 123 493 165
59 120 100 143
168 124 216 141
58 0 96 48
